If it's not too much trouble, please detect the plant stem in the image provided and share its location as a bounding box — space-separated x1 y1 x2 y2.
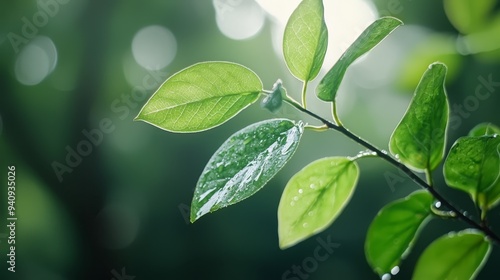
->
301 81 309 109
331 102 343 127
425 169 434 187
284 99 500 245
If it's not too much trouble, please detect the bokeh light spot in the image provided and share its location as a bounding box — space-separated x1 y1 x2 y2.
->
256 0 377 71
214 0 265 40
15 36 58 86
132 25 177 70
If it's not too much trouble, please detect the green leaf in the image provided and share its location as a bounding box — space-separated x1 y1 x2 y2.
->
413 229 492 280
316 17 402 101
278 157 359 249
469 122 500 137
283 0 328 81
389 62 449 172
190 119 304 222
444 135 500 211
135 62 262 133
365 190 434 277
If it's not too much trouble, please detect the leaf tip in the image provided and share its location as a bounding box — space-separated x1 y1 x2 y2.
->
380 16 404 26
428 61 448 72
278 237 295 250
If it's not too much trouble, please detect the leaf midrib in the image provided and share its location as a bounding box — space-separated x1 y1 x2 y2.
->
143 90 259 115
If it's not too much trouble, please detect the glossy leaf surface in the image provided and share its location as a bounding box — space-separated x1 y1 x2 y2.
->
191 119 304 222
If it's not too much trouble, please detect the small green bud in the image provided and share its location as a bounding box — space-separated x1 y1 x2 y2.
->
261 79 285 112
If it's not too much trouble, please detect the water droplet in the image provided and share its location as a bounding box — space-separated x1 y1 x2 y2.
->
381 273 391 280
293 196 299 201
435 201 441 208
298 189 303 194
309 183 317 189
390 266 400 275
308 211 314 216
290 201 295 207
302 223 309 228
381 150 388 155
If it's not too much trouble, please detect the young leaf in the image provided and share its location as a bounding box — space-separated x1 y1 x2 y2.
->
413 229 492 280
190 119 304 222
135 62 262 133
278 157 359 249
316 17 402 101
261 79 285 113
283 0 328 82
389 62 449 172
443 135 500 211
365 190 434 277
469 122 500 137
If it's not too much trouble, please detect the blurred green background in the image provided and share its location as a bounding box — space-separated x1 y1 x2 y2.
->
1 0 500 279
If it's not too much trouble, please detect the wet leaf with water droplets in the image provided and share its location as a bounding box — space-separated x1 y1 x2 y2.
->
444 135 500 211
190 119 304 222
365 190 434 277
413 229 491 280
278 157 359 249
